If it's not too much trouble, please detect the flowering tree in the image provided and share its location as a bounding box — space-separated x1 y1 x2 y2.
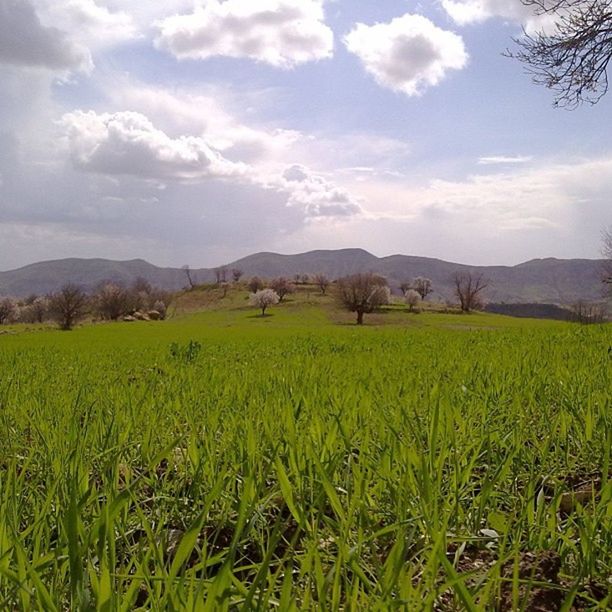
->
405 289 421 312
249 289 280 316
412 277 433 300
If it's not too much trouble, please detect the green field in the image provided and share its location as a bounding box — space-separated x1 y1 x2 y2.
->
0 293 610 610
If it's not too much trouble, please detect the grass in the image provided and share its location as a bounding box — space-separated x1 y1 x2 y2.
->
0 288 610 609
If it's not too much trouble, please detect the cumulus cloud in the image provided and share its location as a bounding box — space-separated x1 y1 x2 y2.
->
154 0 334 68
106 82 303 164
36 0 137 49
441 0 553 31
0 0 91 71
281 165 362 218
60 110 249 181
344 14 468 96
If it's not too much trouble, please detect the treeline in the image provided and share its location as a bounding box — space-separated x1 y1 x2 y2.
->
0 278 172 330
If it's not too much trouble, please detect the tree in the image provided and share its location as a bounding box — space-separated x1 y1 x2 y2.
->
270 277 295 302
508 0 612 107
232 268 244 283
48 284 88 330
248 276 265 293
412 277 433 300
603 225 612 289
400 281 412 296
0 298 16 325
312 273 331 295
405 289 421 312
182 265 195 290
314 273 331 295
336 273 390 325
570 300 607 324
214 266 228 284
132 277 152 295
20 296 48 323
94 282 130 321
249 288 280 316
453 272 489 312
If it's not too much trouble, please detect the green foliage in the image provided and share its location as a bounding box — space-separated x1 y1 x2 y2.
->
169 340 202 363
0 311 609 608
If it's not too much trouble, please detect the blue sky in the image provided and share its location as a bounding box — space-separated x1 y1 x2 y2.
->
0 0 611 270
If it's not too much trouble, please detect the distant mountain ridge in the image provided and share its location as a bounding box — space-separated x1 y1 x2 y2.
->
0 249 607 305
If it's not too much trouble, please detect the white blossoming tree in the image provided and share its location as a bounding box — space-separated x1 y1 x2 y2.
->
249 289 280 316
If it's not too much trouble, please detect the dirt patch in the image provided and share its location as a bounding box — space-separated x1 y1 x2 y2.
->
499 550 563 611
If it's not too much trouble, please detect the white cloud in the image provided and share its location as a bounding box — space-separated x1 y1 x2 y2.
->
60 110 249 181
35 0 137 49
346 155 612 240
344 13 468 96
106 82 303 164
281 164 362 218
441 0 555 31
0 0 91 71
478 155 533 165
154 0 334 68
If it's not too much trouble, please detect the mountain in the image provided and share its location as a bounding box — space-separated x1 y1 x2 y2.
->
0 250 607 305
0 258 188 298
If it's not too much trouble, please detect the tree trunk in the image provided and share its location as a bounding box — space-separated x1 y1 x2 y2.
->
261 306 266 316
356 310 364 325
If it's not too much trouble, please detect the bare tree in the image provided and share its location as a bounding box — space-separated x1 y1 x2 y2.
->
247 276 265 293
249 288 280 316
0 298 16 325
412 277 433 300
132 277 153 295
336 273 390 325
48 284 88 330
508 0 612 107
571 300 607 323
405 289 421 312
232 268 244 283
214 266 228 284
269 277 295 302
182 265 195 290
453 272 489 313
314 273 331 295
94 282 131 321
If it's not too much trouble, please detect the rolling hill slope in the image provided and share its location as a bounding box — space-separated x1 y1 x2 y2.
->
0 249 607 304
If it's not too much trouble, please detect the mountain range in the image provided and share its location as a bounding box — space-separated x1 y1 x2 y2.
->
0 249 607 305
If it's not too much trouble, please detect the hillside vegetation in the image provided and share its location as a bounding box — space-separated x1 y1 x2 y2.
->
0 249 607 304
0 290 609 609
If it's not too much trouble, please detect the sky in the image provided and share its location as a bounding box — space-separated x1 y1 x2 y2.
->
0 0 611 270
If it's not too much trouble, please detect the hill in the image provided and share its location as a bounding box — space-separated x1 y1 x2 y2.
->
0 249 607 304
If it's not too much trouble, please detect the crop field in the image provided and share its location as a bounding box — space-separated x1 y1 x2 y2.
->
0 301 610 609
